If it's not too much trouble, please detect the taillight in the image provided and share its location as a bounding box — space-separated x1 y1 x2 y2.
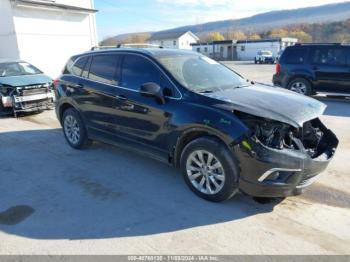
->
52 79 60 89
276 63 281 74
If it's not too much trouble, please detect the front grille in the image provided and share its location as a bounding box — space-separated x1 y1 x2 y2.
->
20 87 48 96
15 99 51 110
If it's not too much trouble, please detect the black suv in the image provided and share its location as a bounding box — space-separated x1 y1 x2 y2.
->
55 48 338 202
273 44 350 96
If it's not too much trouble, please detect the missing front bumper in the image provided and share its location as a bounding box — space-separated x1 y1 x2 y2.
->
234 122 338 198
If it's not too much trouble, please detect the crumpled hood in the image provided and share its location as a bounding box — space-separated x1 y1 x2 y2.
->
0 74 52 87
203 84 327 128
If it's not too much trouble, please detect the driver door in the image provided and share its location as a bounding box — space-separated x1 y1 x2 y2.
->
113 54 176 153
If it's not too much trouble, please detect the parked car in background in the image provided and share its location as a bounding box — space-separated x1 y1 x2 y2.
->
273 44 350 96
55 48 338 202
0 60 54 116
255 50 275 64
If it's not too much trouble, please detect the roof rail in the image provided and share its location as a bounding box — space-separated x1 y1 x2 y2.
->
91 44 163 51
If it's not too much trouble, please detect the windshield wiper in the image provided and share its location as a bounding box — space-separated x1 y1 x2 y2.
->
198 90 214 94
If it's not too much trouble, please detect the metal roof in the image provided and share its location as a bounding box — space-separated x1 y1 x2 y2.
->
11 0 98 13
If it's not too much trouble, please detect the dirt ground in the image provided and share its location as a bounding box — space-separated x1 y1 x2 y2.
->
0 62 349 255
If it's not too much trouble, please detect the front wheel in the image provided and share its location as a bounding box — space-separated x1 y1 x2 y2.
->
180 137 239 202
62 108 91 149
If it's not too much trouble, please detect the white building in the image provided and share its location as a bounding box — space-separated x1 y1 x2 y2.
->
192 40 238 61
0 0 98 78
236 38 298 60
148 31 199 50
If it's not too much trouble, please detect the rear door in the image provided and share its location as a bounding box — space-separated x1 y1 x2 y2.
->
310 46 350 93
76 53 121 134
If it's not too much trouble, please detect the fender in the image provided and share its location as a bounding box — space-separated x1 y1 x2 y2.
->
170 101 250 167
55 83 83 123
285 69 316 87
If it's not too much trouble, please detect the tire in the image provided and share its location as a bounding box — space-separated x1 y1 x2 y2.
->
254 59 257 64
62 108 91 149
287 78 312 96
180 137 239 202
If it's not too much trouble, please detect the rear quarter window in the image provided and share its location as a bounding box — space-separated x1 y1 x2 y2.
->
281 48 307 64
71 56 89 76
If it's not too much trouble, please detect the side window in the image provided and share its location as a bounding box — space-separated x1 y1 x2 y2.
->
71 56 88 76
81 56 91 78
88 55 119 85
283 48 306 64
311 48 347 66
121 55 160 90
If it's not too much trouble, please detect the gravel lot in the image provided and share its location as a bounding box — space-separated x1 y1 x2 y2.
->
0 62 349 255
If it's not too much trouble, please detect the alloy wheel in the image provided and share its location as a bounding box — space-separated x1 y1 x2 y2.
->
186 150 225 195
290 81 307 94
64 115 80 145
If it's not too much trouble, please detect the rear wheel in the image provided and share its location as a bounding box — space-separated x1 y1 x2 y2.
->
180 137 239 202
288 78 312 96
62 108 91 149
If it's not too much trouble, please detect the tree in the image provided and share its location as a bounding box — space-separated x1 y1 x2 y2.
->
227 30 246 40
205 32 225 42
268 28 289 38
330 33 350 43
289 30 312 43
248 33 261 40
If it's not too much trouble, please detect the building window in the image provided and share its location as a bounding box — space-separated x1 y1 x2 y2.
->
204 47 208 53
241 46 245 52
173 40 177 46
196 48 200 53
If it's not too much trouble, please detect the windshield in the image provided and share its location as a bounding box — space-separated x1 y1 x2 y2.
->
155 53 247 93
0 62 42 77
260 51 272 56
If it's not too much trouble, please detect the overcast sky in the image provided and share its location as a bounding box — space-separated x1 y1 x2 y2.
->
95 0 349 40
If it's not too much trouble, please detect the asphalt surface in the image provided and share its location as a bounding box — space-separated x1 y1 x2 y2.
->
0 62 349 255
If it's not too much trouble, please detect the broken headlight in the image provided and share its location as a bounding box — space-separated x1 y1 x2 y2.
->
236 112 324 158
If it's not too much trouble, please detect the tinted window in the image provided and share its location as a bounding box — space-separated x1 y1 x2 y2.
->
81 56 91 78
71 56 88 76
283 48 307 64
311 48 347 66
88 55 118 85
121 55 160 90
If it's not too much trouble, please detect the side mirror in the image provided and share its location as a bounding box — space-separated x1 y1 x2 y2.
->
140 82 165 104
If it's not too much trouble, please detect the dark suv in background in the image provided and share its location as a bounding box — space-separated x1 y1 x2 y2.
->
54 48 338 202
273 44 350 96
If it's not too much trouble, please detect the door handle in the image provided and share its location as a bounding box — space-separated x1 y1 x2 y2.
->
74 83 84 88
116 95 127 101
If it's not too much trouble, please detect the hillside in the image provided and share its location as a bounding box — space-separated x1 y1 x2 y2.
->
101 1 350 44
165 1 350 34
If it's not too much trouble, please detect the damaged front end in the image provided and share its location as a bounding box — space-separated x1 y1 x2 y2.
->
234 112 338 197
0 84 54 116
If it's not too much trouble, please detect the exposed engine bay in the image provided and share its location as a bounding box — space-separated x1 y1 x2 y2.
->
0 84 54 116
236 112 336 159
